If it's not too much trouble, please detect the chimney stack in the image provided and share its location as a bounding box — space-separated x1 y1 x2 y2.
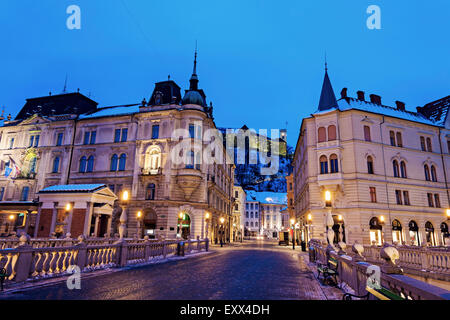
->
357 90 365 101
370 94 382 105
395 101 406 111
340 88 348 99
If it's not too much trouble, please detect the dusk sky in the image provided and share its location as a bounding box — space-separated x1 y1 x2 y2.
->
0 0 449 146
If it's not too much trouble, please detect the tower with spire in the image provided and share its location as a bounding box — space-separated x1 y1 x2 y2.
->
317 62 338 112
182 46 207 107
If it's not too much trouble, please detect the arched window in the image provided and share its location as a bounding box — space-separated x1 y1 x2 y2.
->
320 155 328 174
318 127 326 143
393 160 399 177
424 165 430 181
110 154 118 171
144 146 162 174
327 125 336 141
87 156 94 172
426 137 432 152
431 165 437 182
425 221 436 246
330 154 339 173
21 186 29 201
146 183 156 200
118 154 127 171
52 157 60 173
400 161 407 178
392 219 403 243
367 156 374 174
364 126 371 142
79 156 87 173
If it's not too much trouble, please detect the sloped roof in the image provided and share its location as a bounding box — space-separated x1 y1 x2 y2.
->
39 184 107 193
79 104 140 119
418 95 450 126
337 98 435 125
317 70 338 112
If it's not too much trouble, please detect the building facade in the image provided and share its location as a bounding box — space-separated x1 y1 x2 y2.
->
232 185 246 241
0 55 235 242
293 69 450 246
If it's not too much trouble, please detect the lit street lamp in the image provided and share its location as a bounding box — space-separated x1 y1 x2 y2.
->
117 190 129 242
446 209 450 220
290 218 296 250
137 211 142 238
220 217 225 247
205 212 210 240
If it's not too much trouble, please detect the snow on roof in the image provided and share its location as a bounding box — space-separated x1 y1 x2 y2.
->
246 191 287 204
312 98 436 126
337 99 436 125
79 104 140 119
39 184 106 193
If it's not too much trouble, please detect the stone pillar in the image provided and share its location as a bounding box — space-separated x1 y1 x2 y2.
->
65 206 74 236
34 206 42 238
106 215 112 238
93 214 100 237
23 210 32 236
49 203 58 235
83 201 94 237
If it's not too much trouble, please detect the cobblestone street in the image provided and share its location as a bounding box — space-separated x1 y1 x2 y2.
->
0 240 342 300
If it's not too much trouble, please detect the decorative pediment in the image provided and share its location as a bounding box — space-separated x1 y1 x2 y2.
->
20 114 51 126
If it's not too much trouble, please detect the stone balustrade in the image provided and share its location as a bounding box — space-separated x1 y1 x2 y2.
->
309 240 450 300
0 237 209 287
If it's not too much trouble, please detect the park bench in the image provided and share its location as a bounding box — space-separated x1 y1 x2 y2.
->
317 257 339 286
343 286 405 300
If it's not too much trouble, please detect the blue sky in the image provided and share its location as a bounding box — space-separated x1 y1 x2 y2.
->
0 0 449 146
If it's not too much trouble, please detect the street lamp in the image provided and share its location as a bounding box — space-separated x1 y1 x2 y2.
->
65 203 71 212
379 215 386 244
204 212 210 240
306 214 313 244
325 191 332 207
290 218 296 250
446 209 450 220
220 217 225 247
240 225 243 243
137 211 143 238
117 190 129 242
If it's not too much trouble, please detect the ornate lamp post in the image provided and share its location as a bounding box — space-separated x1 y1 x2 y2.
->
324 190 335 247
306 214 313 244
379 215 386 244
337 214 344 242
136 211 143 238
290 218 296 250
117 190 129 242
204 212 210 240
220 217 225 247
446 209 450 220
240 225 243 243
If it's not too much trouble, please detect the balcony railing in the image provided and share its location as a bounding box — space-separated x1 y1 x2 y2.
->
15 172 36 180
141 167 162 176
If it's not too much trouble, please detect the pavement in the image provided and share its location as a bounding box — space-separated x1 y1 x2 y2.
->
0 239 344 300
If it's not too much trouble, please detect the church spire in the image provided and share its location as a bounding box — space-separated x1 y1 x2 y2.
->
189 43 199 90
317 64 338 111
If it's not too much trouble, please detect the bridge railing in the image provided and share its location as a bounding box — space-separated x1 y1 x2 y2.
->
309 240 450 300
0 237 209 286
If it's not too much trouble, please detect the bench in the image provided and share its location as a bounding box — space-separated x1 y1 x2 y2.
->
343 286 405 300
317 257 339 286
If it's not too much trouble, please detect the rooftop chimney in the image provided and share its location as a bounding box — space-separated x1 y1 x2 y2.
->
357 90 365 101
340 88 348 99
370 94 382 105
395 101 406 111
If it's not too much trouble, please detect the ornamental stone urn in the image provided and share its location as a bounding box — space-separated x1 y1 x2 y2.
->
352 242 365 262
380 243 403 274
337 242 347 256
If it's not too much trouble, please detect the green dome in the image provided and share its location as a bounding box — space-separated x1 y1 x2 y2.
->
182 90 205 106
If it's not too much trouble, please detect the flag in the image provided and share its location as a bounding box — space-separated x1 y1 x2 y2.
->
4 166 11 177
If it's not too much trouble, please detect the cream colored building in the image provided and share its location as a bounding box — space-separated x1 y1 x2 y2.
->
232 185 246 241
293 69 450 246
0 55 235 242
